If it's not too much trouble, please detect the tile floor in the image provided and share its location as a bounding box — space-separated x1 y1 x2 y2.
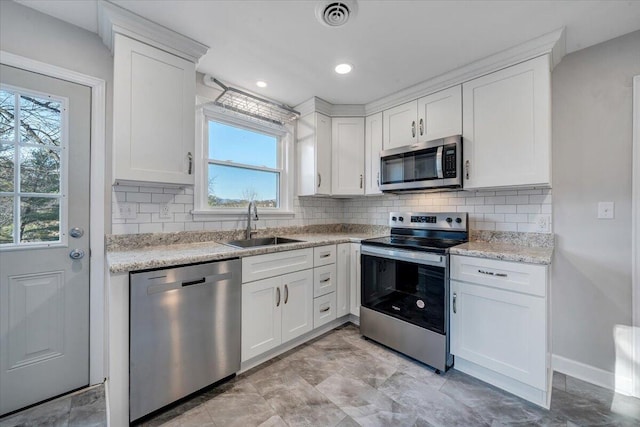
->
2 323 639 426
0 383 106 427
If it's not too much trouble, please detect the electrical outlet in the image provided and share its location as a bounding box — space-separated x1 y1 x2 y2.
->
159 203 172 219
597 202 614 219
116 202 136 219
536 215 550 232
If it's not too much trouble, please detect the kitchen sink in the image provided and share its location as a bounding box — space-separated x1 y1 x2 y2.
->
225 236 303 249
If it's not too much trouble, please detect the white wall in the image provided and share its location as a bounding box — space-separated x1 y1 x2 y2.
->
552 30 640 375
0 0 114 233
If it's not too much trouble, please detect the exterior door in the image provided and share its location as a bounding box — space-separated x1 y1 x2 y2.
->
0 64 91 415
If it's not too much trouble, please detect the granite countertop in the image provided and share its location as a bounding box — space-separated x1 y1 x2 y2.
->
107 232 380 274
449 231 554 265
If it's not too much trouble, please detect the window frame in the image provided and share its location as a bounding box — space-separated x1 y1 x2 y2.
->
193 102 294 218
0 83 69 251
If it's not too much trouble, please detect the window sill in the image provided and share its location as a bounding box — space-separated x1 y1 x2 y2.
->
191 209 295 221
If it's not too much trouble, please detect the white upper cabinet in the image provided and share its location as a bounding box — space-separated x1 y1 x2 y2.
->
297 112 332 195
331 117 365 195
112 34 196 186
462 55 551 190
417 86 462 142
365 112 383 195
382 100 418 149
382 86 462 151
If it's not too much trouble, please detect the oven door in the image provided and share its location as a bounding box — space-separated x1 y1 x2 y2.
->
360 245 448 335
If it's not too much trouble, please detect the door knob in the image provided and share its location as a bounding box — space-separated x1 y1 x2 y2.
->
69 249 85 260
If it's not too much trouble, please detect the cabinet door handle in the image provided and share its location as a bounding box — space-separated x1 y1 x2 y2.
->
453 292 457 313
465 160 470 180
360 174 363 189
321 277 331 283
284 284 289 304
318 173 321 188
276 287 281 307
376 172 379 186
320 253 331 258
320 306 330 313
411 121 416 138
187 152 193 175
478 269 508 278
419 118 424 136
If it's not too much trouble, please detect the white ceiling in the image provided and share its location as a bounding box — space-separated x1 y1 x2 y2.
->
15 0 640 106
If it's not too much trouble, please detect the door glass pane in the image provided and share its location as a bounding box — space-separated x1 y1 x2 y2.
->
0 144 14 191
19 94 61 146
0 196 14 244
0 90 15 142
20 197 59 243
19 146 60 193
209 121 277 168
381 155 404 184
208 164 278 208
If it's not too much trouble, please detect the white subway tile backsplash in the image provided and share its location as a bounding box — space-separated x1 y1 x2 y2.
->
111 187 553 234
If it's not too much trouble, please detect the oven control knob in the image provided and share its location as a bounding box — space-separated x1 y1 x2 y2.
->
398 216 404 222
391 216 397 221
455 218 462 224
446 217 453 223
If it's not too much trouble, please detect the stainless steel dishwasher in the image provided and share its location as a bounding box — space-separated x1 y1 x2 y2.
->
129 259 241 422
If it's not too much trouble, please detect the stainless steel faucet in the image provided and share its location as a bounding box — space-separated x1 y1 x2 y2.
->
246 201 259 239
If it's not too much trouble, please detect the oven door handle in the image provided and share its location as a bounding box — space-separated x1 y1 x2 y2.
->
361 245 445 267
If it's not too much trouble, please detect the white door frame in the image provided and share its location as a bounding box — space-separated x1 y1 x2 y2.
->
0 50 106 385
633 75 640 398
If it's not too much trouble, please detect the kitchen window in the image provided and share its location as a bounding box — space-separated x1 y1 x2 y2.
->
194 107 293 216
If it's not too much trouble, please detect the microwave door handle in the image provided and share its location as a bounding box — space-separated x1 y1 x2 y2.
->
436 146 444 179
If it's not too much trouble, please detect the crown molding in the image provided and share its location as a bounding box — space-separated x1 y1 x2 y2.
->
97 0 209 63
364 27 565 115
295 97 365 117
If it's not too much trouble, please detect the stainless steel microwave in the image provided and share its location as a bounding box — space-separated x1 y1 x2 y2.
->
379 135 462 192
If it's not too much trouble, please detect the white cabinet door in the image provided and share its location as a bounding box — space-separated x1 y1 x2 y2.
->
241 277 282 362
297 112 331 195
417 85 462 142
349 243 361 316
365 112 383 195
281 270 313 343
113 34 195 186
462 55 551 189
450 280 546 389
332 117 365 195
335 243 351 317
383 100 418 149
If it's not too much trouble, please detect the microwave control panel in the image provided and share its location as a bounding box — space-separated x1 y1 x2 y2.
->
443 144 457 178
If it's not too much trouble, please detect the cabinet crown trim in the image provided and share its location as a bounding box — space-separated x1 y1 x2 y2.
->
364 27 564 115
295 97 366 117
97 0 209 63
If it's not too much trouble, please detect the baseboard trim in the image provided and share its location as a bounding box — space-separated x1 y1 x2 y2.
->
552 354 633 395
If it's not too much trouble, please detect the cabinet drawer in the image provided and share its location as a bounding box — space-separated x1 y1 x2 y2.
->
242 249 313 283
451 255 547 297
313 264 337 298
313 245 336 267
313 292 337 328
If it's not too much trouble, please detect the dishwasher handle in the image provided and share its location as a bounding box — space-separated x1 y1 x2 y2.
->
147 272 232 295
182 278 206 287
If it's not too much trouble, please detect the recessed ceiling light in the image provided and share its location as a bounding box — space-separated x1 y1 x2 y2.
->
335 63 352 74
256 81 267 88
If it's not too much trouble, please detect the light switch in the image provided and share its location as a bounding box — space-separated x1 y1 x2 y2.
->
597 202 614 219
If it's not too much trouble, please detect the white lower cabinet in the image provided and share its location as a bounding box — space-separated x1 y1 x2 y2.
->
313 292 337 328
241 269 313 362
450 255 550 407
349 243 361 316
336 243 351 317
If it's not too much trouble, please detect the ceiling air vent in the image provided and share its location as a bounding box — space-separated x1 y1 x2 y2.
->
315 1 357 27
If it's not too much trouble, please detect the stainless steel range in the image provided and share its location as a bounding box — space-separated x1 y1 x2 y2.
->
360 212 468 373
